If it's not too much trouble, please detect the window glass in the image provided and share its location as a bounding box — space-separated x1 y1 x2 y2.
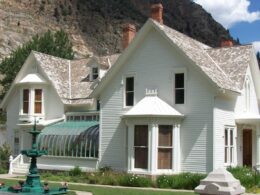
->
134 125 148 169
125 77 134 106
34 89 42 114
175 73 184 104
23 89 29 114
158 125 173 169
92 67 99 80
224 127 235 164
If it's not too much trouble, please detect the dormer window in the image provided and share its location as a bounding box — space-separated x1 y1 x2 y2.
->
23 89 29 114
92 67 99 81
34 89 42 114
21 88 44 115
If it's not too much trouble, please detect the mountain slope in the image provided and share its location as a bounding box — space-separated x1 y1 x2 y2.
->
0 0 234 59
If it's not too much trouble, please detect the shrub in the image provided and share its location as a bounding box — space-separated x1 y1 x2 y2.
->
119 174 152 187
0 143 12 173
157 173 206 190
227 166 260 189
69 166 83 176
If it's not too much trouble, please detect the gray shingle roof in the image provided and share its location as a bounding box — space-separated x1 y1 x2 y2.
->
33 51 120 105
152 20 253 92
33 51 92 105
206 45 252 90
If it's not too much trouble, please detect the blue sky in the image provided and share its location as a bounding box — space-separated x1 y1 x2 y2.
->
194 0 260 53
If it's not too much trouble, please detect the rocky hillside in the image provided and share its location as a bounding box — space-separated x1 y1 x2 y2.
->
0 0 234 59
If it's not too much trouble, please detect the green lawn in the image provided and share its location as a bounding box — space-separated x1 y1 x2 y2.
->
0 179 195 195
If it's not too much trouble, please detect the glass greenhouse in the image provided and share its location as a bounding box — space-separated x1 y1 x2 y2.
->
37 121 99 158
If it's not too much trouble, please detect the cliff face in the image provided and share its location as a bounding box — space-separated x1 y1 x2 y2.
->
0 0 233 59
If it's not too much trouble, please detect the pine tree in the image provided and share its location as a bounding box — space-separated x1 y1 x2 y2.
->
0 30 74 97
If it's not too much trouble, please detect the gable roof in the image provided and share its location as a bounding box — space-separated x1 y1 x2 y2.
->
32 51 93 105
90 19 256 98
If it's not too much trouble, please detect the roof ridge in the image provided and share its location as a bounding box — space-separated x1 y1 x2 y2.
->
206 44 253 51
32 50 71 62
151 19 211 49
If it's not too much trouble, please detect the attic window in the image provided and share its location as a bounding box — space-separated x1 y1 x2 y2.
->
23 89 30 114
92 67 99 80
175 73 184 104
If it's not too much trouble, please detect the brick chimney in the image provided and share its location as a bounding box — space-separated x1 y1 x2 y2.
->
151 3 163 24
221 40 233 47
122 23 136 49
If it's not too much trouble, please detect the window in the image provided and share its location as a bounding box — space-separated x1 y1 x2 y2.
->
245 77 250 112
224 127 235 164
96 100 100 111
134 125 148 169
23 89 29 114
92 67 99 80
125 77 134 106
21 88 43 115
34 89 42 114
175 73 184 104
158 125 173 169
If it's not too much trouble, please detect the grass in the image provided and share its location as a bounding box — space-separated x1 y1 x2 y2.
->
0 179 195 195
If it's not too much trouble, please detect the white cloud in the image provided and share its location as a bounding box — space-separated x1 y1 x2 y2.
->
253 41 260 53
194 0 260 28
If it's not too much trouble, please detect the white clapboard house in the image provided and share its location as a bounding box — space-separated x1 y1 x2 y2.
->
1 4 260 175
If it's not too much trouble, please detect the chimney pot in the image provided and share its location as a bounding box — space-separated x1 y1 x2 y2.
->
221 40 233 47
122 23 136 49
150 3 163 24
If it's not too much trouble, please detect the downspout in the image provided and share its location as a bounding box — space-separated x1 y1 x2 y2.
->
68 60 72 104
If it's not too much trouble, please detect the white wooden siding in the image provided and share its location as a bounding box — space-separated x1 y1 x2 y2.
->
213 95 236 169
100 29 215 173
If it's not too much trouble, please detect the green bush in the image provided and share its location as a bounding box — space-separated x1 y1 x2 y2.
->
157 173 206 190
119 174 152 187
0 143 12 173
227 166 260 189
69 166 83 176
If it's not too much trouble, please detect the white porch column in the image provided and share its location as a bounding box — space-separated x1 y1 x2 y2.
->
173 122 181 173
127 123 134 172
256 123 260 165
150 123 158 174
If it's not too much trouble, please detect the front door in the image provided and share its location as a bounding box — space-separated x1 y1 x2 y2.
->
243 129 252 167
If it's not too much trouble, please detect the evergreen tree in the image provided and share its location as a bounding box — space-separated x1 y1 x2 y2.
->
0 30 74 97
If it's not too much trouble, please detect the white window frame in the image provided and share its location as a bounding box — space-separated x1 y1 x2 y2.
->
157 125 174 170
123 74 136 108
91 67 99 81
224 126 236 166
172 68 187 105
20 87 44 116
21 88 30 115
245 76 250 112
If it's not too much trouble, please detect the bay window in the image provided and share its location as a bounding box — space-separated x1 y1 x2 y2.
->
134 125 148 169
158 125 173 169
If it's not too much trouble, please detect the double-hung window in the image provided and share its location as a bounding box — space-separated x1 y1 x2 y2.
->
125 77 134 106
23 89 30 114
175 73 184 104
21 88 43 115
134 125 148 169
92 67 99 80
224 127 235 164
34 89 42 114
158 125 173 169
